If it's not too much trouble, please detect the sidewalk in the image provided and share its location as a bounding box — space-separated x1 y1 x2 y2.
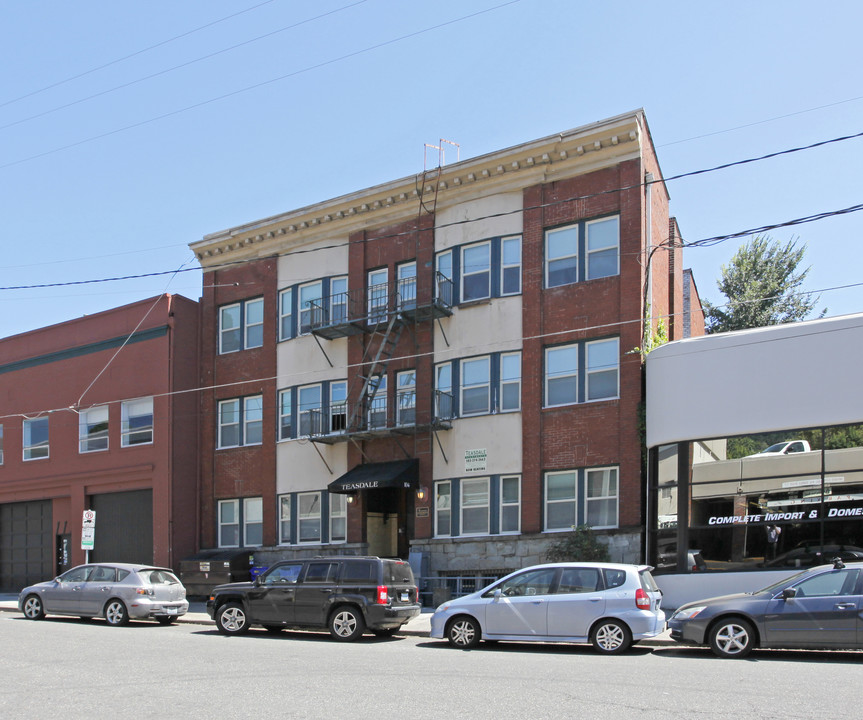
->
1 593 672 644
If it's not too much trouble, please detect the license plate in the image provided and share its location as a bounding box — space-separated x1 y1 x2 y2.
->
167 607 178 615
400 592 409 602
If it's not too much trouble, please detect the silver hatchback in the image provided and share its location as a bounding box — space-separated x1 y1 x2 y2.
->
18 563 189 625
430 562 665 653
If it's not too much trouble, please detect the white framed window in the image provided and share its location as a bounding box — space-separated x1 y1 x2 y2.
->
461 477 490 536
331 276 348 324
218 399 240 448
435 363 453 420
330 381 347 434
330 493 347 543
299 281 323 334
298 492 322 543
219 303 241 354
586 338 619 401
218 396 261 447
244 497 263 546
278 389 292 441
79 405 109 453
500 352 521 412
298 385 322 436
396 370 416 426
545 471 577 531
278 288 293 341
545 345 578 407
218 499 239 548
435 481 451 537
243 396 263 445
500 476 521 534
121 397 153 447
545 225 578 288
586 467 619 529
367 268 388 323
436 250 453 305
586 216 619 280
461 241 490 302
461 356 490 416
368 375 387 429
279 495 291 545
244 298 263 349
501 236 522 295
23 417 49 460
398 261 417 310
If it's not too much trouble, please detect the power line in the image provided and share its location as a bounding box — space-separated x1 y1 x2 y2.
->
0 0 278 110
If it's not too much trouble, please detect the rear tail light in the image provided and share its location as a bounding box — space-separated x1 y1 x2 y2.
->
376 586 389 605
635 588 651 610
136 588 154 597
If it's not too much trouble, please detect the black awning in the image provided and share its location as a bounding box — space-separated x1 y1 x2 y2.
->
327 459 419 494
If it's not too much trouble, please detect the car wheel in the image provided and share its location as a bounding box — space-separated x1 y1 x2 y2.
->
591 619 632 654
328 606 365 641
216 602 250 635
709 618 755 659
156 616 176 626
446 615 481 649
22 594 45 620
104 599 129 626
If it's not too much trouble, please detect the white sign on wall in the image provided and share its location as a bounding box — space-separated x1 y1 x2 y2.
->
465 448 487 473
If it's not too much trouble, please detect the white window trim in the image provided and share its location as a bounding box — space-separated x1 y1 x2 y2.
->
585 466 619 530
79 405 109 454
278 288 293 341
585 216 620 280
434 480 452 538
545 225 578 288
460 477 490 537
243 395 263 447
218 499 240 548
297 491 322 544
278 389 292 442
544 345 578 408
500 352 521 413
243 497 263 547
329 381 347 435
331 276 348 324
299 281 323 335
367 268 389 322
460 356 491 416
22 417 50 461
586 338 620 402
217 399 240 449
244 298 264 349
121 397 154 447
461 241 491 302
500 235 522 296
278 494 292 545
544 470 577 533
396 370 416 426
329 493 347 544
297 384 323 437
219 303 241 355
499 475 521 534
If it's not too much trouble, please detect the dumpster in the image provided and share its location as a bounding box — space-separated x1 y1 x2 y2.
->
179 550 253 598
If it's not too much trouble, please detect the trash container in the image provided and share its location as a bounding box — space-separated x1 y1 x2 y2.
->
179 550 253 598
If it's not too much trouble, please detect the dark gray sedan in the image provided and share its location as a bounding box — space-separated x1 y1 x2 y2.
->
668 559 863 658
18 563 188 625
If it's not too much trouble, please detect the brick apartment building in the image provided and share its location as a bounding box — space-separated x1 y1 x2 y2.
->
191 110 703 582
0 295 200 591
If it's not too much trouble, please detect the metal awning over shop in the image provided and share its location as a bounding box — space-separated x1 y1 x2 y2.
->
327 459 419 494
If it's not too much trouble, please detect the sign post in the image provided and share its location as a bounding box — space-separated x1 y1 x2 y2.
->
81 510 96 563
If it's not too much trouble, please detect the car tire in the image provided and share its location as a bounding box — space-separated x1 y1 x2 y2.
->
591 619 632 654
709 618 755 659
446 615 481 649
216 602 250 635
156 616 176 626
22 594 45 620
104 599 129 626
328 606 365 641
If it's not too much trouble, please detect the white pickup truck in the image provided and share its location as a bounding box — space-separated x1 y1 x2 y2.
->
747 440 811 457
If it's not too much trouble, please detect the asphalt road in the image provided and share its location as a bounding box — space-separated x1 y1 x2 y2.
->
2 612 861 719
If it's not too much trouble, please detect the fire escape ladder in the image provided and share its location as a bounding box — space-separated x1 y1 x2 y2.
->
347 312 404 432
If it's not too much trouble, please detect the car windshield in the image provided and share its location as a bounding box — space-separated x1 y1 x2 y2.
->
761 442 789 453
753 569 811 595
383 561 414 585
141 569 180 584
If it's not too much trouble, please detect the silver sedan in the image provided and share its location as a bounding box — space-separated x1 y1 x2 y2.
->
18 563 188 625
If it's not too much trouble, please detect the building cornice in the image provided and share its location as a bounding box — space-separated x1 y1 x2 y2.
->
191 110 646 269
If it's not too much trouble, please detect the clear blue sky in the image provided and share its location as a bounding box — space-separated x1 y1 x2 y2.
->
2 0 861 338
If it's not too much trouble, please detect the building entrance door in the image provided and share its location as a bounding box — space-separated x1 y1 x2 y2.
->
365 487 408 558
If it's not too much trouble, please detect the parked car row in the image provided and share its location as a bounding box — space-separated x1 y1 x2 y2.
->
17 557 863 659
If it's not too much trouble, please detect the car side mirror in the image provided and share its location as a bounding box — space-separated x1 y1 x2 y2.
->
493 588 502 602
253 576 262 587
782 587 797 600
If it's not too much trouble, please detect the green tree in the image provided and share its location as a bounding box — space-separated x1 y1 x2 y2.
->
703 235 824 333
544 525 610 563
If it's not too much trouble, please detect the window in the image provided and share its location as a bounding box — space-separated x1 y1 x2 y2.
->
219 500 239 547
331 276 348 324
545 345 578 407
244 497 263 546
545 225 578 287
218 395 262 448
545 471 577 531
299 281 323 334
23 417 49 460
586 467 618 528
501 236 522 295
436 250 453 305
586 216 619 280
586 338 619 401
305 561 338 583
500 352 521 412
298 492 322 543
557 567 601 594
278 288 293 340
435 363 454 421
368 268 388 323
330 493 347 543
79 406 109 453
793 569 859 598
298 385 322 436
500 476 521 533
219 298 263 353
494 568 556 597
279 495 291 544
397 370 416 426
435 481 451 537
279 389 292 441
462 242 490 302
368 375 387 429
330 381 347 434
461 356 490 416
461 477 490 535
121 398 153 446
398 262 417 310
0 424 3 464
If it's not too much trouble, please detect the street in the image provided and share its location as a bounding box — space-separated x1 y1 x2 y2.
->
2 613 861 719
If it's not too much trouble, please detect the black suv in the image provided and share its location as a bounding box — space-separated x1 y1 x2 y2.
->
206 556 421 641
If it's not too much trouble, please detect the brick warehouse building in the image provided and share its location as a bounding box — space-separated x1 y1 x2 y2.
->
0 295 200 591
190 110 703 583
